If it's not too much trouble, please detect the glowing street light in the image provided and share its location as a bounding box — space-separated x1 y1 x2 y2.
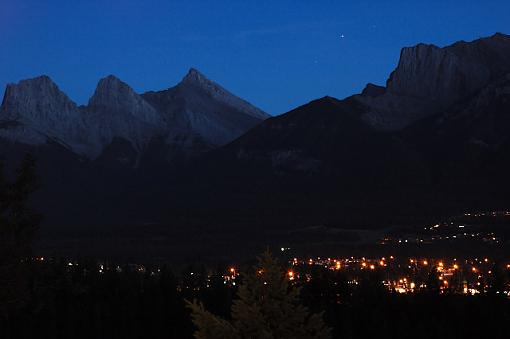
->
287 270 295 281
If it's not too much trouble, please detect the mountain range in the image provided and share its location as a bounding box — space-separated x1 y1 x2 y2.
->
0 68 268 163
1 33 509 239
170 32 510 230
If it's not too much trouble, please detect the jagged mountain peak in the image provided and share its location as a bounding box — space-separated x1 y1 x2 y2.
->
2 75 74 104
89 74 141 107
96 74 125 88
0 69 268 158
7 74 55 88
140 68 269 146
176 68 270 120
16 74 54 86
384 33 510 110
1 75 78 119
0 74 87 152
181 68 209 84
86 75 164 145
178 67 229 93
353 32 510 131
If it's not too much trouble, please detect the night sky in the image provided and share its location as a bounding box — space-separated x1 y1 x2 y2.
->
1 1 509 115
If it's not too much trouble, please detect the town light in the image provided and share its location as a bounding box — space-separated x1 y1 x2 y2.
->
287 270 295 280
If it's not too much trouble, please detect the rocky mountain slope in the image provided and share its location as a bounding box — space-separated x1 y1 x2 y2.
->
0 69 268 228
142 69 269 147
356 32 510 130
1 33 509 234
167 33 510 229
0 76 89 152
0 69 268 163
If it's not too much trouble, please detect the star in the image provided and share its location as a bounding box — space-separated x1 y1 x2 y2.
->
340 34 345 38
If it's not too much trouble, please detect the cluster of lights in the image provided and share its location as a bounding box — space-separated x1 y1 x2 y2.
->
28 255 510 296
383 210 510 245
288 255 510 296
223 267 238 285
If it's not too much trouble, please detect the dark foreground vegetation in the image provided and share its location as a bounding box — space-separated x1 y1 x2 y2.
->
2 156 510 339
1 255 510 339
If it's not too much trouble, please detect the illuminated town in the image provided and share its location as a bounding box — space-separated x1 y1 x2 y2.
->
286 255 510 296
26 210 510 300
380 211 510 246
30 253 510 298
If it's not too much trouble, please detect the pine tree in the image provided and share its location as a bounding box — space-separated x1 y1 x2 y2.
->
8 153 42 251
0 153 42 314
187 251 332 339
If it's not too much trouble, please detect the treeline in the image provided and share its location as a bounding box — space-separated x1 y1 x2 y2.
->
2 259 195 339
1 258 510 338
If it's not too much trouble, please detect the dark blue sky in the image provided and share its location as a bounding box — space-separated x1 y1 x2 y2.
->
1 1 509 115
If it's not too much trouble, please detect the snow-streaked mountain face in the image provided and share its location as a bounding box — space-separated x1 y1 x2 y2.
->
88 75 163 126
142 68 270 146
0 76 91 152
180 69 269 120
0 70 269 161
356 33 510 130
85 75 167 158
